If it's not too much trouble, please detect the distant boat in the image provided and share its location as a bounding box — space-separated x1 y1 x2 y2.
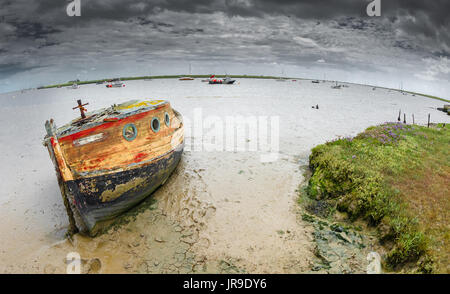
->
312 80 320 84
43 99 184 235
208 75 235 84
223 76 235 84
106 80 124 88
70 83 79 89
276 68 287 82
145 69 153 81
331 81 341 89
179 62 195 80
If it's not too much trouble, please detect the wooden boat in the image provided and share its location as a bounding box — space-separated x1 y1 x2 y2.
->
179 77 194 81
43 99 184 236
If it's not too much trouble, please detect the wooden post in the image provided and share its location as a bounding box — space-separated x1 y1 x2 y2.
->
428 113 430 128
412 114 415 124
403 113 406 124
398 110 401 122
73 99 89 119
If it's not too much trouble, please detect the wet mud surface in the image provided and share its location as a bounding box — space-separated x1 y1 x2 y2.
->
11 152 315 274
1 79 448 273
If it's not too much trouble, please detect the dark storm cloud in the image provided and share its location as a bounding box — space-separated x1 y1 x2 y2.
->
2 1 448 49
0 0 449 95
11 21 61 39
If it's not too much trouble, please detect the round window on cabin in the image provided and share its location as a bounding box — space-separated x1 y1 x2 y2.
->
164 112 170 127
151 117 160 133
123 123 138 141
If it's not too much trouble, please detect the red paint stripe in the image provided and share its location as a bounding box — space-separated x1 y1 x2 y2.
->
133 152 148 163
59 106 167 143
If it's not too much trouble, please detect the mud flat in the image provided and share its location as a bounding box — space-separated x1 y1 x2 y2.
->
0 79 448 273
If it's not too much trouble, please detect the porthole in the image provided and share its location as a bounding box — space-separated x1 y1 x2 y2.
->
123 123 137 141
164 112 170 127
151 117 160 133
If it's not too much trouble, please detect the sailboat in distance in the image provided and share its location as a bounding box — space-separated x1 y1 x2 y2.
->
276 68 287 82
144 68 152 81
179 62 194 80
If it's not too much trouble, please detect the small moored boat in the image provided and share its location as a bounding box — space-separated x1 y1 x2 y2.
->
208 75 235 84
69 83 79 89
331 81 342 89
43 99 184 235
106 80 124 88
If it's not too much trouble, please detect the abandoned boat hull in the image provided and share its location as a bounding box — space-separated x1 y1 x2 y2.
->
65 142 184 233
43 99 184 236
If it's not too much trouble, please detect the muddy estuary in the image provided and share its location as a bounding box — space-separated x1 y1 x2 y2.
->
1 79 448 273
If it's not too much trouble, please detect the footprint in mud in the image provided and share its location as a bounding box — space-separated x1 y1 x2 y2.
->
31 155 219 274
196 238 211 249
84 258 102 274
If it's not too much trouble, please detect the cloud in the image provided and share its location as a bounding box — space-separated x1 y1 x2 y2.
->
415 56 450 81
0 0 449 98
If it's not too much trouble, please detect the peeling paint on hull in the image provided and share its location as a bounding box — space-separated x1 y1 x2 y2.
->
43 100 184 236
66 142 183 235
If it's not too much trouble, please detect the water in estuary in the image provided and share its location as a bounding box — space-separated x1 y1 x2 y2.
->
0 79 448 273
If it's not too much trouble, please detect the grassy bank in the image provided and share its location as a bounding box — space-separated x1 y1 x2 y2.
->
304 122 449 273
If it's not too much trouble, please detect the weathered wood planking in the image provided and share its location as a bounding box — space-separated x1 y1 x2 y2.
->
58 103 182 178
44 100 185 234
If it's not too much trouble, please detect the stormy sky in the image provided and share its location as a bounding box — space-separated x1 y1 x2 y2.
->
0 0 449 98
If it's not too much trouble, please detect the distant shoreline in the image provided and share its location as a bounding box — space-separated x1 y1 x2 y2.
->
12 75 450 103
